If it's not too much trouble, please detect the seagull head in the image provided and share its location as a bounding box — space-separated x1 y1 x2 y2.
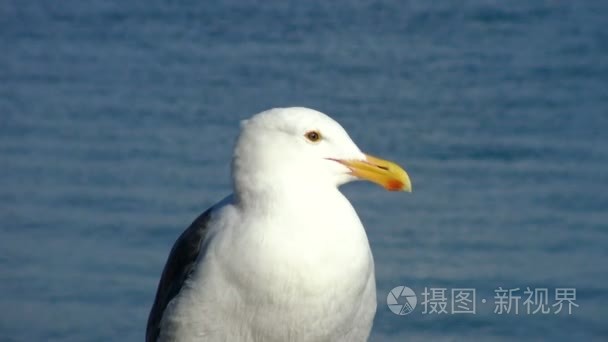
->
232 107 411 199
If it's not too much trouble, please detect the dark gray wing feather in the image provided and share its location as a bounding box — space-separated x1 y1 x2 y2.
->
146 207 213 342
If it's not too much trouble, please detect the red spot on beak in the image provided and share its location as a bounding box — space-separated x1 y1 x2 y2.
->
386 179 404 191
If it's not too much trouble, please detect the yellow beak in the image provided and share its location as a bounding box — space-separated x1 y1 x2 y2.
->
337 154 412 192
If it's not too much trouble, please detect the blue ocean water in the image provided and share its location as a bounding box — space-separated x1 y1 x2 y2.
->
1 1 607 341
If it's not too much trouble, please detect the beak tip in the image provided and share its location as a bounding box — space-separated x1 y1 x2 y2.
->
399 185 413 193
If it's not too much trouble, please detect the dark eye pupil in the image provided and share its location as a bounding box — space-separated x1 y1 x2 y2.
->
308 132 319 141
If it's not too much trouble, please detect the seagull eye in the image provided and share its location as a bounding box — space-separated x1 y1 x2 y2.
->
305 130 322 142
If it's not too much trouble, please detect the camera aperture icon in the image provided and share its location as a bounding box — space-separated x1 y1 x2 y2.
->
387 286 417 315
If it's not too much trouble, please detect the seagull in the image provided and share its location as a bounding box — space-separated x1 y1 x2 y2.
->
146 107 411 342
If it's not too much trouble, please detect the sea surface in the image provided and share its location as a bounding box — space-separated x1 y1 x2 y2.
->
1 1 607 341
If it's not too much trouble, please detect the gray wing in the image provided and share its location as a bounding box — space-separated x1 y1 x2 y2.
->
146 207 213 342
